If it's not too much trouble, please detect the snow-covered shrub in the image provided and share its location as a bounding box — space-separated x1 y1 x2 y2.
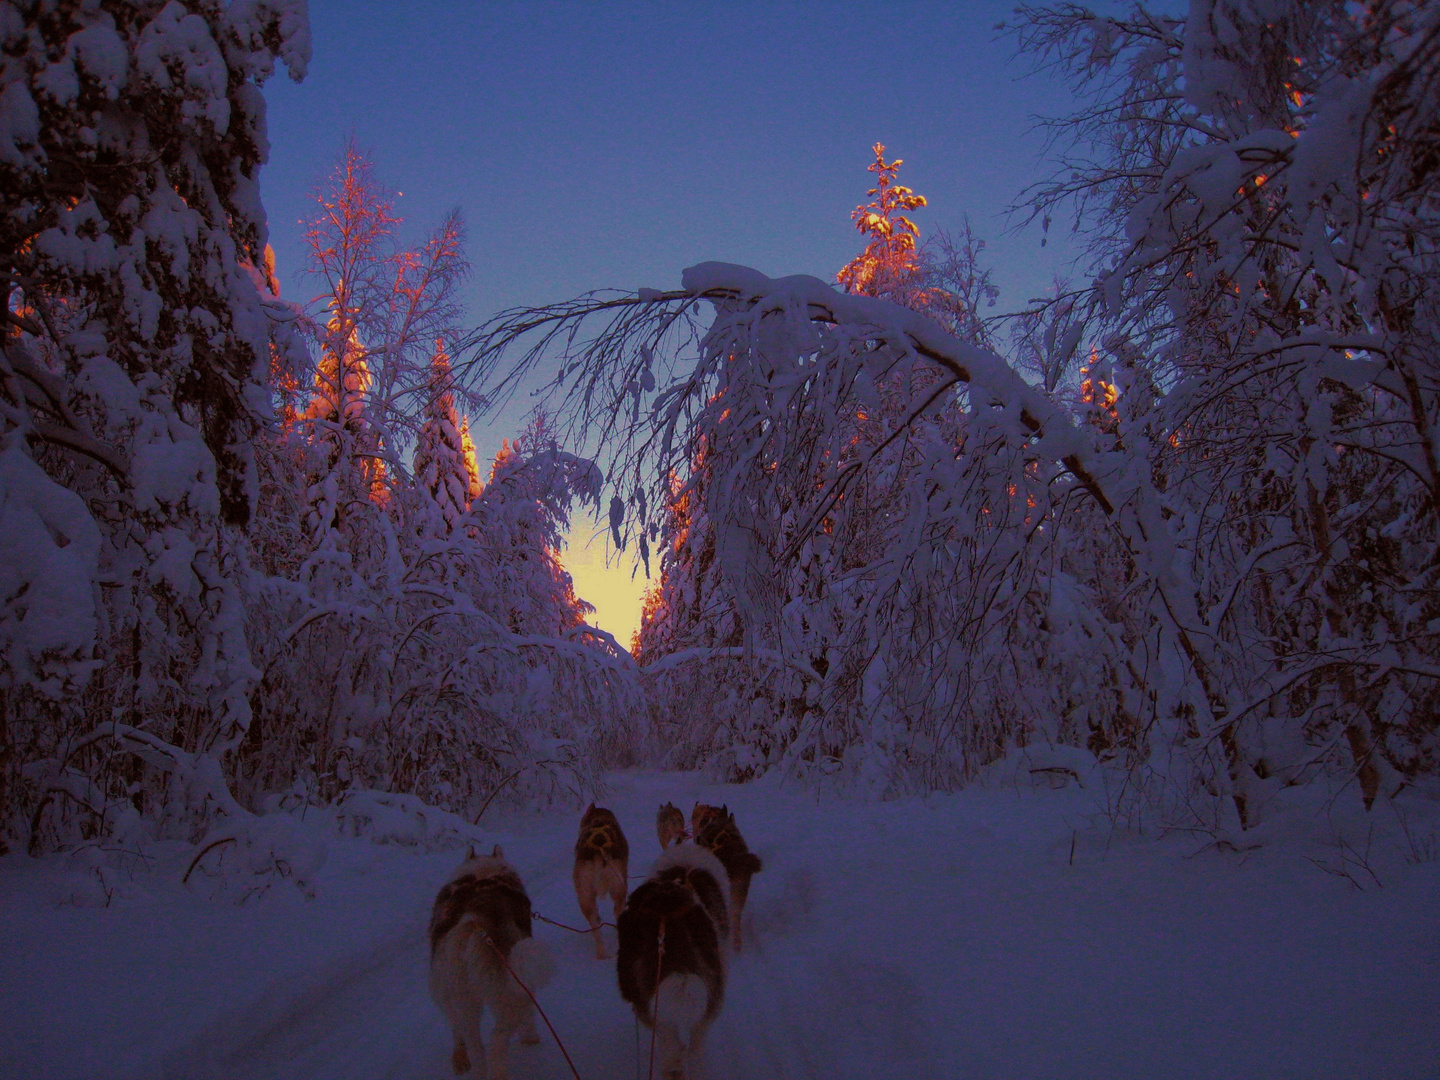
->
182 813 327 903
237 384 641 820
331 789 486 849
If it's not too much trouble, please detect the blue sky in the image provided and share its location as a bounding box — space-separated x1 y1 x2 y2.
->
260 1 1090 644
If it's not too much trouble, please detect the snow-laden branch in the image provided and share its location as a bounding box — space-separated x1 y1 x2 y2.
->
676 262 1115 513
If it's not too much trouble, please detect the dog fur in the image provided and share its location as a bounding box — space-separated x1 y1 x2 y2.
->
429 845 554 1078
573 802 629 959
656 801 687 849
691 803 763 952
616 844 729 1080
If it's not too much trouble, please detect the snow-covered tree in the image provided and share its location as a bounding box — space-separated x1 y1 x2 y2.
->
413 340 471 532
2 1 310 852
1008 0 1440 825
459 413 484 504
474 0 1439 824
632 150 1017 779
838 143 930 303
475 263 1083 789
236 147 637 823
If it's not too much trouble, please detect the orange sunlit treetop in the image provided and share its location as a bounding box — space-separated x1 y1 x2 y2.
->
1079 346 1119 425
304 296 390 505
459 414 483 505
837 143 928 298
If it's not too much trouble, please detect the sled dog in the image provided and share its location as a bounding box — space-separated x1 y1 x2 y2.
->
691 803 763 952
657 801 687 849
429 845 554 1078
617 843 729 1080
573 802 629 958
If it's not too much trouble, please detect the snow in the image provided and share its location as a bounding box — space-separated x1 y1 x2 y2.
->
0 76 40 170
0 433 103 694
3 771 1436 1080
134 4 232 130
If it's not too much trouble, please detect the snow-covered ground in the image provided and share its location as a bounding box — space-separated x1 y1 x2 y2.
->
3 769 1438 1080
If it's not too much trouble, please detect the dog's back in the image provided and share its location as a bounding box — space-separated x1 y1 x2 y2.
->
429 855 533 964
575 803 629 866
656 801 687 849
692 803 762 951
429 847 551 1077
691 803 763 878
617 844 728 1079
573 803 629 958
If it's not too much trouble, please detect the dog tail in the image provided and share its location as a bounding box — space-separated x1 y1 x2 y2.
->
655 973 709 1047
508 935 555 992
737 851 763 874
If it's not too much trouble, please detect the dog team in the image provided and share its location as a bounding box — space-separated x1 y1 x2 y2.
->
428 800 764 1079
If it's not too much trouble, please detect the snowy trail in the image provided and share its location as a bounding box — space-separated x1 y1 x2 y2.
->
161 843 587 1080
152 772 906 1080
162 919 430 1080
4 769 1439 1080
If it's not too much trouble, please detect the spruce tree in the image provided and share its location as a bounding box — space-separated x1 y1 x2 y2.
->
459 415 484 504
0 3 310 850
413 341 471 532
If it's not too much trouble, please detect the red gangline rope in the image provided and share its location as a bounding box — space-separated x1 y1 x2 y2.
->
478 930 585 1080
648 917 666 1080
533 910 616 934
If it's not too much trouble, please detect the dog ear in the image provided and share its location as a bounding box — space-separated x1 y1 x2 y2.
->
492 843 504 859
466 844 476 860
585 801 595 815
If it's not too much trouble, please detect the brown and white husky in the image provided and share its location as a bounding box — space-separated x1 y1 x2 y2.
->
656 801 687 849
691 803 763 952
617 843 729 1080
428 845 554 1078
573 802 629 959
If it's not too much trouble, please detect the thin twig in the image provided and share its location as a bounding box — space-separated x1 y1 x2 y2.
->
182 837 237 884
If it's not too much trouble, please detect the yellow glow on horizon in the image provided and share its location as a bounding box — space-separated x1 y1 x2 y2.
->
560 512 652 651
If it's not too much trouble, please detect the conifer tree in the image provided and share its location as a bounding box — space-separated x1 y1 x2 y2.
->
459 414 484 504
1 2 310 851
301 293 388 531
413 341 472 532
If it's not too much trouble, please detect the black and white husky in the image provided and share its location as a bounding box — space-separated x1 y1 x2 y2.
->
429 845 554 1078
616 843 729 1080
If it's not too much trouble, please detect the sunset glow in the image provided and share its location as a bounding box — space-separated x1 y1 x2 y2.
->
562 515 651 650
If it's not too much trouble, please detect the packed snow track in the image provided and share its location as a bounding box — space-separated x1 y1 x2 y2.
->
3 770 1437 1080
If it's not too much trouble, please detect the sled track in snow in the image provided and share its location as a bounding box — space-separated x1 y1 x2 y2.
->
147 799 937 1080
156 847 580 1080
155 917 428 1080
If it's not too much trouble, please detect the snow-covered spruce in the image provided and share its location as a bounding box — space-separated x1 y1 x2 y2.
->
2 0 309 852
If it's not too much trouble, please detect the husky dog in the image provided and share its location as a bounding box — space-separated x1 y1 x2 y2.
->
656 801 687 849
617 844 729 1080
691 803 763 952
573 803 629 959
429 845 554 1078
